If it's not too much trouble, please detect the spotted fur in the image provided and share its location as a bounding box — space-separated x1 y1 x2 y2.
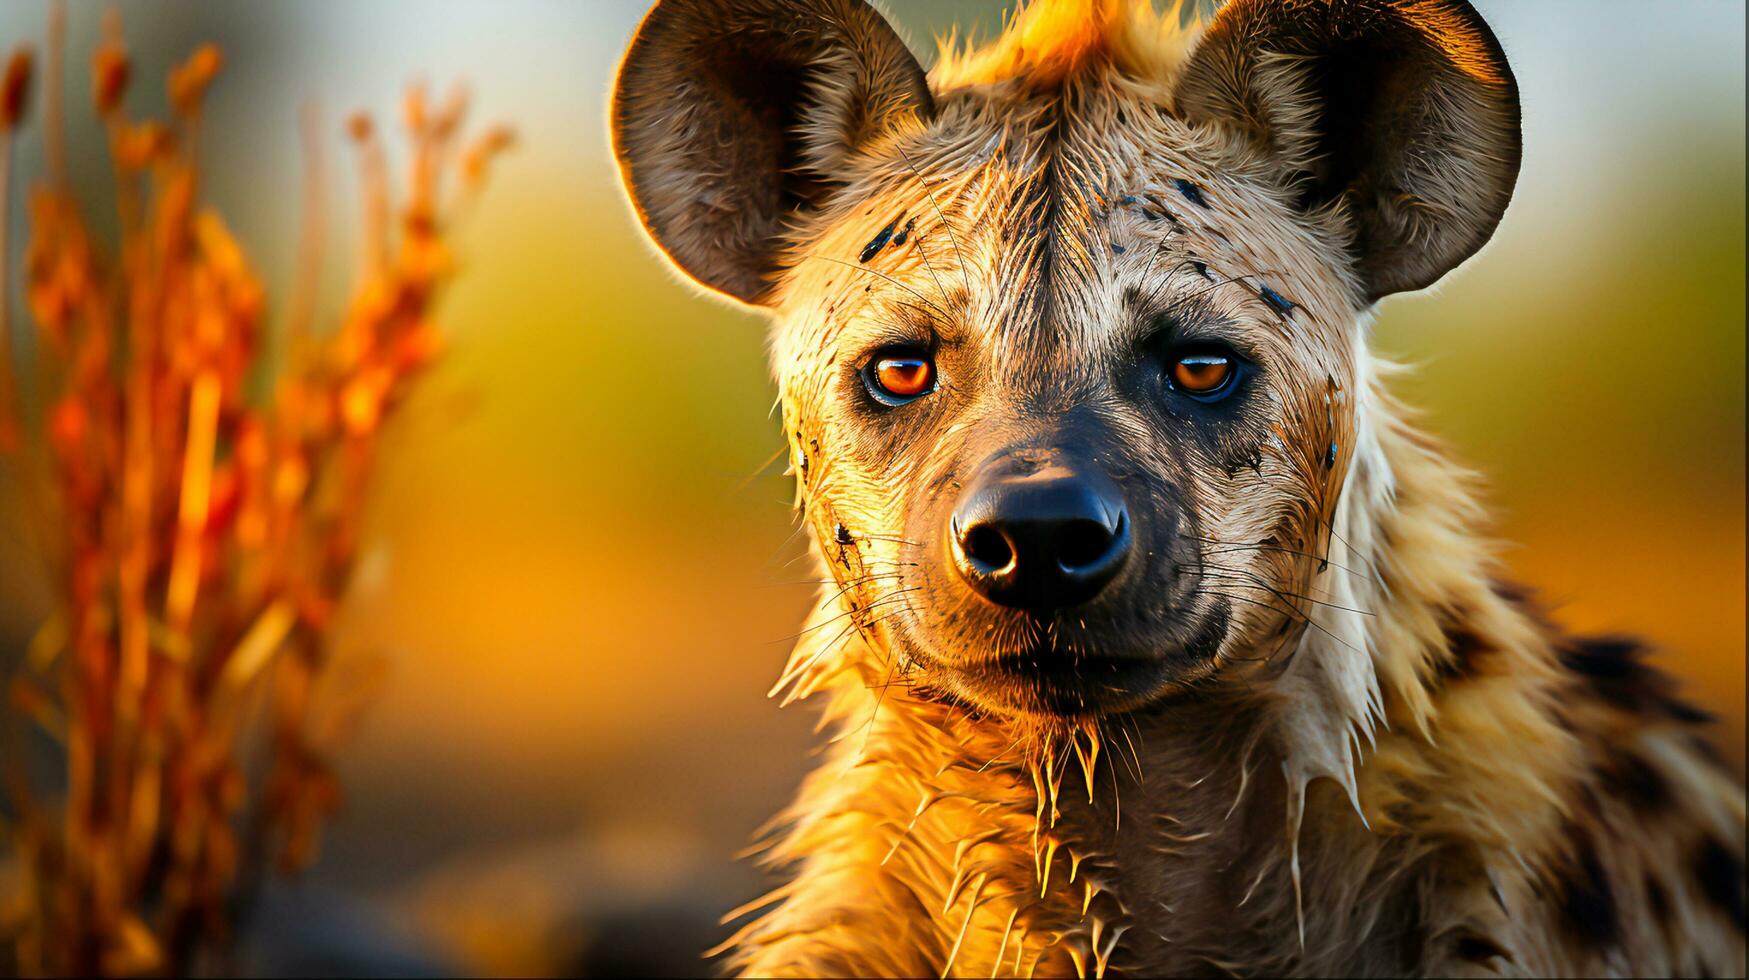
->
612 1 1747 975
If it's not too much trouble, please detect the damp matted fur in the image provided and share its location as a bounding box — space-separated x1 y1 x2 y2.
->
612 1 1747 975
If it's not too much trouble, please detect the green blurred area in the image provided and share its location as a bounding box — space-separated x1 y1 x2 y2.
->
0 1 1741 975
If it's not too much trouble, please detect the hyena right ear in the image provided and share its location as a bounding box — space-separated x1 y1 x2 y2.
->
612 0 933 306
1174 0 1521 301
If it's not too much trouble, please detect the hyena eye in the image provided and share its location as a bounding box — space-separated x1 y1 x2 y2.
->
862 347 936 405
1166 345 1239 401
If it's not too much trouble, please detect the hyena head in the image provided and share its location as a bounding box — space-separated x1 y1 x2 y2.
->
613 0 1518 725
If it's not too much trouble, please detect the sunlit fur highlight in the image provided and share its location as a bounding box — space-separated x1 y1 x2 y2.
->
931 0 1200 91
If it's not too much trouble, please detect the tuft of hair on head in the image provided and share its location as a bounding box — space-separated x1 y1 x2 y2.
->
931 0 1208 91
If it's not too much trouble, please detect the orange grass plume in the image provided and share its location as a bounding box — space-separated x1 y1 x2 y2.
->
0 8 512 975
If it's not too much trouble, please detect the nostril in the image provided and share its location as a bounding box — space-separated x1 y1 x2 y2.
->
949 451 1133 611
1057 516 1117 570
962 525 1015 572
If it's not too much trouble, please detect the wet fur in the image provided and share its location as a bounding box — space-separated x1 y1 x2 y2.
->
613 1 1748 975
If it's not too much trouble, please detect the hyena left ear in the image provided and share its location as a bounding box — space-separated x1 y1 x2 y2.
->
1174 0 1521 300
612 0 933 306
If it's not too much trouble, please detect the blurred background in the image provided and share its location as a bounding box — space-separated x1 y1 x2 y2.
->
0 1 1741 975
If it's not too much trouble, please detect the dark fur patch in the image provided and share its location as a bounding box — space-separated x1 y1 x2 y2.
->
1453 931 1510 965
1646 874 1671 923
1173 178 1208 207
1183 600 1231 662
1489 578 1535 608
1688 733 1729 771
1693 836 1747 931
1597 749 1671 813
1556 828 1621 947
1435 613 1493 683
1559 636 1714 724
1257 284 1296 317
859 219 897 262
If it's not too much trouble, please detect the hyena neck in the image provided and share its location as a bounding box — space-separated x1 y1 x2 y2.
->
737 368 1580 976
1260 357 1578 842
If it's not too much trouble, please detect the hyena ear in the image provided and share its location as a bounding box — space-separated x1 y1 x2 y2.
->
612 0 933 306
1174 0 1521 300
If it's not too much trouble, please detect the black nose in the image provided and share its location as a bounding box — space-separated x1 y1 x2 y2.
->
949 451 1131 613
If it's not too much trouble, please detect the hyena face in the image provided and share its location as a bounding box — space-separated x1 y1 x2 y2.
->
615 0 1518 721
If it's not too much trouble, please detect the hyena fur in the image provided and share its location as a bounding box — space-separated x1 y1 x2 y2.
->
611 0 1747 975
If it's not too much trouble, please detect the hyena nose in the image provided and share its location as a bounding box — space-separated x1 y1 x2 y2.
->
949 454 1131 613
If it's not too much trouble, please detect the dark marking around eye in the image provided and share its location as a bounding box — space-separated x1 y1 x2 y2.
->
1259 284 1296 317
859 219 898 262
1173 178 1208 208
892 217 915 247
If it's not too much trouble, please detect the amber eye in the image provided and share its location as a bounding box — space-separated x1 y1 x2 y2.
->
1167 347 1240 400
864 349 935 404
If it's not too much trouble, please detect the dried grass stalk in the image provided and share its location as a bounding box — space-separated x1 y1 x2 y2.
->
0 9 511 975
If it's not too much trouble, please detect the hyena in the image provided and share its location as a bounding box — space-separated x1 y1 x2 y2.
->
611 0 1747 975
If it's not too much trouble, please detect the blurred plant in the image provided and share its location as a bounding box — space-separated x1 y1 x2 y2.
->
0 9 511 975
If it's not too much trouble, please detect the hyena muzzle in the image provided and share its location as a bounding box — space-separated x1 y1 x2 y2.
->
612 0 1747 976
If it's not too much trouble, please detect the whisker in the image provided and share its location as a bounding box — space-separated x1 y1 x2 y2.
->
895 144 972 298
1140 254 1201 309
1146 261 1287 314
733 443 790 493
818 572 906 609
1188 589 1302 624
900 209 953 309
1176 270 1281 308
798 252 951 319
1179 534 1371 582
1194 583 1364 657
857 650 903 745
976 733 1029 774
1182 566 1373 616
1115 716 1146 784
777 609 901 703
1189 562 1347 602
768 588 922 644
1313 513 1386 584
850 532 922 546
1135 242 1189 303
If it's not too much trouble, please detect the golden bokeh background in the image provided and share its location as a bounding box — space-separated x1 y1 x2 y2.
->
0 1 1741 974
